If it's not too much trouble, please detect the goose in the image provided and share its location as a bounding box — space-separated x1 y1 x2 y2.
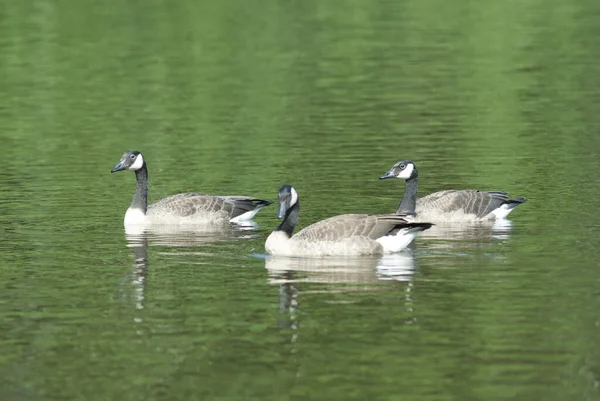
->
265 185 433 256
379 160 527 222
110 150 272 227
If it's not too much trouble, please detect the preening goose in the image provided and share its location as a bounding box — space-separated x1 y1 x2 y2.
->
380 160 527 222
111 150 272 227
265 185 432 256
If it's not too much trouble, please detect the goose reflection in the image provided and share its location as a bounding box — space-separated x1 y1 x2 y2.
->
122 226 259 311
125 224 261 248
417 218 515 247
265 252 416 285
124 232 149 311
267 253 419 350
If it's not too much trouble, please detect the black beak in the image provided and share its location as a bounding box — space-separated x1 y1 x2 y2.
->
111 160 125 173
379 169 396 180
277 203 287 219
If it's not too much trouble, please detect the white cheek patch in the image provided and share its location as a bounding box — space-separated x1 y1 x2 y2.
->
129 154 144 170
397 163 414 179
290 187 298 206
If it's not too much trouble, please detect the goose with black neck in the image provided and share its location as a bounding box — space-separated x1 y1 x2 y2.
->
110 150 272 228
380 160 527 222
265 185 432 256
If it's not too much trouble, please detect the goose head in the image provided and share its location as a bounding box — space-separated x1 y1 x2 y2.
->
111 151 145 173
379 160 417 181
277 185 299 218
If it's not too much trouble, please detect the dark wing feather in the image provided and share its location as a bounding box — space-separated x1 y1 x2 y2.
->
217 195 273 218
294 214 418 242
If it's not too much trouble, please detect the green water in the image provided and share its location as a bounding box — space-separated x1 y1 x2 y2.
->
1 0 600 400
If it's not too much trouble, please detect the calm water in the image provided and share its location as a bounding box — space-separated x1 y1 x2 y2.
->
1 0 600 400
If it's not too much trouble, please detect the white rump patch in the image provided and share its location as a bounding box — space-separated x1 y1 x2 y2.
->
397 163 414 179
376 227 422 253
230 209 260 225
129 154 144 170
124 207 148 226
490 204 513 220
290 187 298 206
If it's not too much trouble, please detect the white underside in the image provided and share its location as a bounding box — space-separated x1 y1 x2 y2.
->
265 229 420 257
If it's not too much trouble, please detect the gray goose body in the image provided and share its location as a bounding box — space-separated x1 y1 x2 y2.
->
265 185 432 256
380 160 527 222
111 151 271 227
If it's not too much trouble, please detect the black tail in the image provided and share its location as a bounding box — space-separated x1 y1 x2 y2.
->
504 197 527 209
388 222 433 236
253 199 273 208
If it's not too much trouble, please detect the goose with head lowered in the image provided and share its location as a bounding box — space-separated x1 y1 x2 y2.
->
265 185 433 256
379 160 527 222
111 151 272 228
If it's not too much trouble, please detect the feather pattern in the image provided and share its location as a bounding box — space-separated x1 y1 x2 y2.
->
416 190 513 219
293 214 416 242
148 193 269 219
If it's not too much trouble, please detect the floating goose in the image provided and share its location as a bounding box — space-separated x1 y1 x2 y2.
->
111 150 272 227
265 185 432 256
380 160 526 222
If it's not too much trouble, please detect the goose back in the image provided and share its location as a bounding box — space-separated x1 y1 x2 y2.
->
294 214 416 241
416 190 510 219
147 193 271 225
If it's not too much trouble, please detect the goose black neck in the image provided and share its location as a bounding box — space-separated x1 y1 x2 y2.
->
397 176 418 214
276 202 299 237
132 164 148 213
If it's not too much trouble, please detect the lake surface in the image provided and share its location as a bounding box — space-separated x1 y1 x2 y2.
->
1 0 600 400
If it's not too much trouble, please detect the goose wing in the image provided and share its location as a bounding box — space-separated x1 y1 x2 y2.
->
216 195 273 216
149 193 270 218
417 190 510 218
294 214 414 242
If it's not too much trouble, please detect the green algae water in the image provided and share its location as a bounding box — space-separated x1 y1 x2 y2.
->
1 0 599 400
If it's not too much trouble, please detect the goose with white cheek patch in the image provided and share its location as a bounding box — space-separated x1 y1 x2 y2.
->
264 185 433 257
110 150 272 228
379 160 527 222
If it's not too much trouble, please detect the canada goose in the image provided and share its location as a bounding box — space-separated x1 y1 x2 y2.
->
265 185 433 256
379 160 527 222
111 150 272 227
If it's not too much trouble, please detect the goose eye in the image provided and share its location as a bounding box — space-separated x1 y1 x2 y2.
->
399 164 405 169
130 154 136 159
